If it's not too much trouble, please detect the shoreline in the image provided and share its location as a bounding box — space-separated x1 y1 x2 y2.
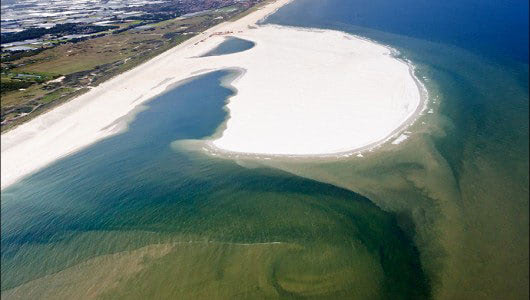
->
0 0 293 190
209 25 425 156
1 0 426 190
201 54 428 161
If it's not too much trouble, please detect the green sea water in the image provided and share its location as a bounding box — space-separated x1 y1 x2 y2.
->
265 0 529 298
1 0 528 299
1 71 428 299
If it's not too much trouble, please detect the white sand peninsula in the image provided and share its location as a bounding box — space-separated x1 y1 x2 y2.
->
211 28 421 155
1 0 422 190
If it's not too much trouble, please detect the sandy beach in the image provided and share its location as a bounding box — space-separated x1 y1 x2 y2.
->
210 28 423 155
1 0 422 190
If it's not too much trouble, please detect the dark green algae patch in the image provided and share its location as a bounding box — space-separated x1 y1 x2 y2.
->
1 70 430 298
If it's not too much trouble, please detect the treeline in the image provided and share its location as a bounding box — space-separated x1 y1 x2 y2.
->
112 22 146 34
110 13 179 35
111 20 157 34
1 23 118 44
1 80 33 94
70 33 106 43
1 47 44 62
126 12 179 22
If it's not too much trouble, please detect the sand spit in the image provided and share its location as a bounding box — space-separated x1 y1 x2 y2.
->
210 27 423 155
1 0 424 190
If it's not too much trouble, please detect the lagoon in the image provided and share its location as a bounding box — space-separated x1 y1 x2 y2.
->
1 70 428 298
199 37 255 57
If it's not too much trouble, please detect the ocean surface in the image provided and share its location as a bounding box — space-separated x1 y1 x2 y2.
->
1 0 528 299
267 0 529 298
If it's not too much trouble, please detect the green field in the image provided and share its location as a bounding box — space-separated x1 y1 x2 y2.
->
0 3 263 132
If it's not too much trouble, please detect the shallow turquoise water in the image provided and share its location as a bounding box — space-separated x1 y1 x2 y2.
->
1 71 428 298
1 0 528 298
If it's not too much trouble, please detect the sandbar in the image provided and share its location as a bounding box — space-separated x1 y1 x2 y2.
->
1 0 424 190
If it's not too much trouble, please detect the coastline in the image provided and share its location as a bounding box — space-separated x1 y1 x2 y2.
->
202 42 428 160
209 25 424 156
0 0 292 190
1 0 425 190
